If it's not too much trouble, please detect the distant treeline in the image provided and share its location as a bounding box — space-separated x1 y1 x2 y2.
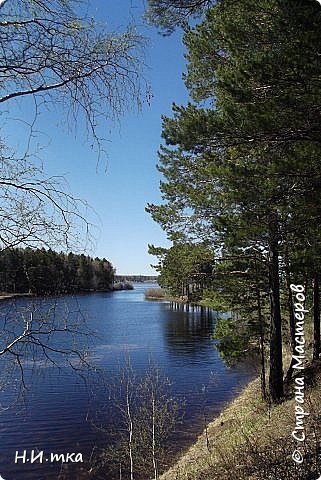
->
0 248 114 295
114 275 158 283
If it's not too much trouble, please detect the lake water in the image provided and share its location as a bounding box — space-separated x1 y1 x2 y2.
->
0 284 257 479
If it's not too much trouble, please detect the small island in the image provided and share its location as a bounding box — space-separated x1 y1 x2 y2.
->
113 281 134 291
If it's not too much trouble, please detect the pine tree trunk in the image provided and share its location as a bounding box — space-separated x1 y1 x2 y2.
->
284 253 296 383
254 256 267 400
268 213 284 403
313 273 320 361
257 284 267 400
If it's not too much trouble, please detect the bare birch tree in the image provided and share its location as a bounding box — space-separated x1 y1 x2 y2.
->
93 358 181 479
0 0 147 397
0 0 147 249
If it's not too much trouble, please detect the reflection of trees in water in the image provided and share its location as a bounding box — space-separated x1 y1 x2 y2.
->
161 304 217 356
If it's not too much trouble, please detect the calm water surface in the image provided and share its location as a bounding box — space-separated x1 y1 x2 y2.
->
0 284 257 479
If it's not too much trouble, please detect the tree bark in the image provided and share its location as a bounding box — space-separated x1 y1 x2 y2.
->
257 284 267 400
284 250 296 383
268 213 284 403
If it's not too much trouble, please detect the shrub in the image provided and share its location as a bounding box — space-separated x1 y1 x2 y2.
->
144 287 166 299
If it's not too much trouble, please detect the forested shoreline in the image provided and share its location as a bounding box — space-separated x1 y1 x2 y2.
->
0 248 115 295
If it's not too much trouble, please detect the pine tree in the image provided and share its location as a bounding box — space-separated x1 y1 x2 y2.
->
147 0 321 402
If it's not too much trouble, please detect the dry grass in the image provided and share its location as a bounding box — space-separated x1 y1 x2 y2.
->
144 287 166 299
158 362 321 480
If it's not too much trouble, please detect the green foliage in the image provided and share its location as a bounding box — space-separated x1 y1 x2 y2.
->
149 242 213 299
213 317 257 367
143 0 212 34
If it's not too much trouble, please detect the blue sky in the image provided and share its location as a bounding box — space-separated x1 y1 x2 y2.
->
4 1 191 275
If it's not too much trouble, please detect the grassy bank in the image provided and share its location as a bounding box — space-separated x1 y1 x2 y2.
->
159 361 321 480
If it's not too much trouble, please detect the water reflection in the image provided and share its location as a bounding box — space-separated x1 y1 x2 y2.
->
161 304 216 357
0 285 256 480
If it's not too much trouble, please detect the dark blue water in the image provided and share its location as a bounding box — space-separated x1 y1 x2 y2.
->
0 284 257 479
